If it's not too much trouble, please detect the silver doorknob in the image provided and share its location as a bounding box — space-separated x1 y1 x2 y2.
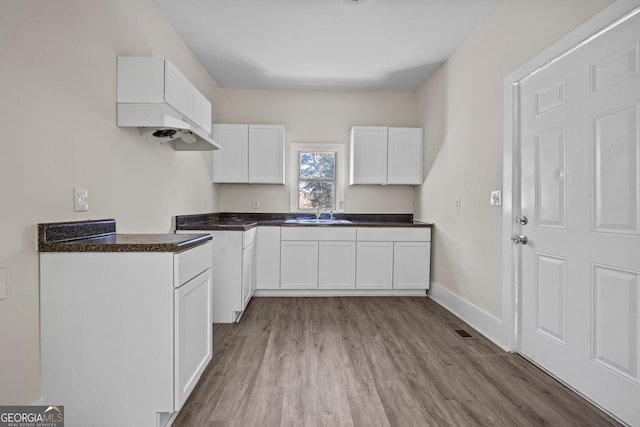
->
511 234 528 245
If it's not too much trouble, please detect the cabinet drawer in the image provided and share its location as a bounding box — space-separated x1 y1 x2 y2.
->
174 241 213 287
281 227 356 241
356 227 430 242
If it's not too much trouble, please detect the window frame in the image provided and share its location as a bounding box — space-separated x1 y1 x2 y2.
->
297 149 337 210
290 142 345 213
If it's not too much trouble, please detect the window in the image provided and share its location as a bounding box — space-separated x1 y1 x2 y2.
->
298 150 336 210
290 142 344 213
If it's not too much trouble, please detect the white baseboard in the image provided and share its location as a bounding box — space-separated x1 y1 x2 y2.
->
254 289 427 297
428 281 507 351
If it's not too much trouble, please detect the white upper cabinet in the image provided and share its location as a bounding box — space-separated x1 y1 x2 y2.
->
117 57 211 133
212 124 285 184
212 125 249 183
190 89 212 134
387 127 423 184
164 60 192 120
350 126 423 185
349 126 388 184
249 125 285 184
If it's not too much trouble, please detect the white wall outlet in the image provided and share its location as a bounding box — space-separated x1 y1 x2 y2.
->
252 200 260 209
455 197 462 211
0 268 7 300
74 188 89 212
490 190 502 206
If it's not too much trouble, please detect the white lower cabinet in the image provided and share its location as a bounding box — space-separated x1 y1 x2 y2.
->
356 227 431 291
356 241 394 289
280 227 357 290
281 240 318 289
174 269 212 409
393 242 431 289
242 241 254 308
319 241 356 289
40 242 212 427
187 228 256 323
256 227 281 289
248 225 430 295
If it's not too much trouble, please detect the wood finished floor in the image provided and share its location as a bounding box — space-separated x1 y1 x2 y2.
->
173 297 620 427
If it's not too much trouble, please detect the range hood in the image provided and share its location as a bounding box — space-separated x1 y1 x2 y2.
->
117 103 221 151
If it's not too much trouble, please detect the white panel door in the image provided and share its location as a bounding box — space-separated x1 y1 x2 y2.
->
281 241 318 289
356 241 393 289
248 125 285 184
164 60 192 119
190 89 211 133
350 126 388 184
256 227 281 290
318 241 356 289
212 124 249 183
518 10 640 425
241 244 253 310
387 127 423 185
393 242 430 289
174 269 212 411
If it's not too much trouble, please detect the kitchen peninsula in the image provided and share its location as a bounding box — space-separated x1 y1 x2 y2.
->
38 219 213 427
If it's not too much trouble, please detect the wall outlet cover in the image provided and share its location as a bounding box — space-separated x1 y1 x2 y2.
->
74 188 89 212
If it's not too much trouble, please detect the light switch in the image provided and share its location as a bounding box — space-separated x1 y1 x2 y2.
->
490 190 502 206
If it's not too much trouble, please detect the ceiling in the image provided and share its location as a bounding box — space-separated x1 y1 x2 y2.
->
153 0 501 92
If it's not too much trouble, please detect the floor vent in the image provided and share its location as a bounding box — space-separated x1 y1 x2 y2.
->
454 329 473 338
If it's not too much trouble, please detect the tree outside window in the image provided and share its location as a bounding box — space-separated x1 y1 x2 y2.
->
298 150 336 210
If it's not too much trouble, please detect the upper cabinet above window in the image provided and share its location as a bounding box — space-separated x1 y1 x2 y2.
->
349 126 423 185
212 124 285 184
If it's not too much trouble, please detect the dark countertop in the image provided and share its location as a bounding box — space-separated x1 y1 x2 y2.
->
38 219 212 253
175 212 433 232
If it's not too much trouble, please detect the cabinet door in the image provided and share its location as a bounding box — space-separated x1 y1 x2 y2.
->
210 230 243 323
356 241 393 289
319 241 356 289
116 57 165 103
164 60 192 119
241 244 253 310
174 269 212 411
248 125 285 184
393 242 430 289
350 126 388 184
387 127 423 185
256 227 281 290
191 89 211 133
212 124 249 183
281 241 318 289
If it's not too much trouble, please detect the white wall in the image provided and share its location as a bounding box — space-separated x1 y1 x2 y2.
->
415 0 614 319
216 89 418 213
0 0 220 404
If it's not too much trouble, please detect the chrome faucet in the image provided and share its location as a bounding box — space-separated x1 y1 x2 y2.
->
315 207 328 220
